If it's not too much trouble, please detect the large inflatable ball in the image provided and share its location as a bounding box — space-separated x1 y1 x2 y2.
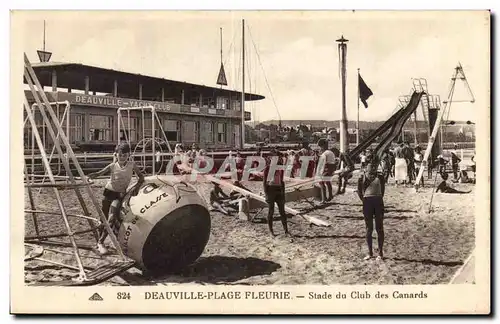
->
116 175 211 274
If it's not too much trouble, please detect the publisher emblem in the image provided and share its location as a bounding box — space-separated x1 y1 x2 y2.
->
89 293 103 301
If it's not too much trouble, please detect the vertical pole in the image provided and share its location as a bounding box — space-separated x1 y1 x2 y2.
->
43 20 46 52
51 70 57 92
241 19 246 149
84 76 90 94
152 107 156 175
220 27 223 94
356 68 360 146
336 35 349 153
440 122 444 148
415 66 459 189
413 111 418 145
220 27 223 70
117 108 121 144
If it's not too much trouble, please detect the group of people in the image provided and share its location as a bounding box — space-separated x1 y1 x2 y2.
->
88 138 474 262
362 141 475 187
208 139 350 242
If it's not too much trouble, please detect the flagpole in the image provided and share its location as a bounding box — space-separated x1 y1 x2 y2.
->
43 20 46 51
241 19 245 149
220 27 223 90
336 35 349 154
356 68 360 146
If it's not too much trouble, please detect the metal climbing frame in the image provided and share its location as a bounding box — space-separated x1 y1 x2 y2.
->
117 106 173 175
24 101 70 181
396 78 435 145
23 53 134 286
414 63 475 189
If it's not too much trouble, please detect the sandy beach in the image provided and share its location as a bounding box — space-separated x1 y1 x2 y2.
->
24 174 475 286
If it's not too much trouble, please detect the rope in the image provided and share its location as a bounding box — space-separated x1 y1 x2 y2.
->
247 25 281 122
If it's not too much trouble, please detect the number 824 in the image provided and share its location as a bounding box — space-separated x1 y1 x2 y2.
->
117 292 131 300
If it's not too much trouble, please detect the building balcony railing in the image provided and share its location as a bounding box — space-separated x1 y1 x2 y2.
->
24 91 252 121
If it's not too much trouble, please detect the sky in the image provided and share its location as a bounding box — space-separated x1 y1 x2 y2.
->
18 11 490 124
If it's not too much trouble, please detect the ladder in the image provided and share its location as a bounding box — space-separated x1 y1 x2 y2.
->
398 79 433 145
414 63 475 190
23 53 135 285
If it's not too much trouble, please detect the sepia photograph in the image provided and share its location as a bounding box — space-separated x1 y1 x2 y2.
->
10 9 490 314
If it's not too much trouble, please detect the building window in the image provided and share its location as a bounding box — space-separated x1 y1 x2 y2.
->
216 97 228 110
231 99 241 111
119 116 137 142
182 120 198 143
203 121 213 144
162 119 180 143
195 121 200 143
70 113 85 143
217 122 227 143
89 115 112 141
142 118 162 140
233 124 241 147
203 97 215 108
190 96 199 106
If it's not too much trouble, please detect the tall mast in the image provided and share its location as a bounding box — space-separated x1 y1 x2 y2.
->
43 20 46 51
241 19 245 149
37 20 52 63
356 68 360 146
220 27 223 89
336 35 349 153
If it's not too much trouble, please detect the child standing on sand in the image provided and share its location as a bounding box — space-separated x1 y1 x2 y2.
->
87 143 144 255
357 158 386 261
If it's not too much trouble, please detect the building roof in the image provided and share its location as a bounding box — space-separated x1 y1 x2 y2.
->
27 62 265 102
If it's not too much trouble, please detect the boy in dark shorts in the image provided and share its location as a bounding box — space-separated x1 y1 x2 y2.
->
263 148 290 238
317 139 336 202
357 158 386 261
87 143 144 255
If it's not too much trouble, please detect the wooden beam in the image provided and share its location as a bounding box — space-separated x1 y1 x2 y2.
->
204 174 331 227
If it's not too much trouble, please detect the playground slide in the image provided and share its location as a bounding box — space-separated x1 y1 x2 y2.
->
349 106 407 159
374 91 424 156
340 91 423 171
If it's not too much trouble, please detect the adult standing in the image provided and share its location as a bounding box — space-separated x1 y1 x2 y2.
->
317 139 336 202
450 144 462 180
357 158 386 261
414 146 424 186
263 148 290 238
403 142 415 183
394 142 408 185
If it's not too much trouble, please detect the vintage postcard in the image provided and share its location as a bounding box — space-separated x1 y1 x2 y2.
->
10 10 490 314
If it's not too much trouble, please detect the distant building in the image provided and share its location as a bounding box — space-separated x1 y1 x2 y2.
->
24 62 265 151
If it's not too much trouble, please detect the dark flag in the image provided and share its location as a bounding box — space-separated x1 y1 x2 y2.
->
359 74 373 108
216 63 228 86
